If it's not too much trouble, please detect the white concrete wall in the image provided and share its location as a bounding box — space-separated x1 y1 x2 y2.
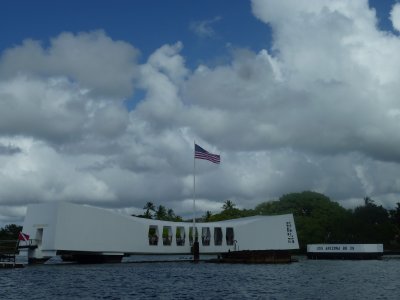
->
231 215 299 250
22 203 59 251
22 202 299 258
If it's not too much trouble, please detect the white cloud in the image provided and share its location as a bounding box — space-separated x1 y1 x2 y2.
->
0 76 88 142
2 0 400 225
0 30 139 98
390 3 400 31
190 16 222 38
0 138 116 206
134 42 187 128
0 206 26 224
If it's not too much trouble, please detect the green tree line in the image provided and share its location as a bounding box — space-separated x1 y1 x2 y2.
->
0 224 22 240
203 191 400 251
136 201 183 221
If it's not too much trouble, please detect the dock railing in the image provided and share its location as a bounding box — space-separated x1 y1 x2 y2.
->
17 238 39 249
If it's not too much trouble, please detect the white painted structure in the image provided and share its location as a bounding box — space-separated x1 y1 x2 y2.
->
307 244 383 260
20 202 299 263
307 244 383 254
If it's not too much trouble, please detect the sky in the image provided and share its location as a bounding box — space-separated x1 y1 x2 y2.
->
1 0 400 226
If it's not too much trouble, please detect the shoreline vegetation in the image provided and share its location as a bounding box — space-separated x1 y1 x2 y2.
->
2 191 399 253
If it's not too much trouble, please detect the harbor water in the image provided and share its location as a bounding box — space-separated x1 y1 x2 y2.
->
1 256 399 299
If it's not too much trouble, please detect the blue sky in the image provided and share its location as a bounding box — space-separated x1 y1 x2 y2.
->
1 0 400 225
1 0 394 66
0 1 272 66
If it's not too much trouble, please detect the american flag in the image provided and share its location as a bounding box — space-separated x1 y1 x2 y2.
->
194 144 221 164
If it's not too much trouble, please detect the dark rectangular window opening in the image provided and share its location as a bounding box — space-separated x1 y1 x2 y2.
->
226 227 234 246
214 227 222 246
148 225 159 246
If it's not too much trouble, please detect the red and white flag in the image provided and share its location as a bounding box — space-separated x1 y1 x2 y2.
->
18 232 30 241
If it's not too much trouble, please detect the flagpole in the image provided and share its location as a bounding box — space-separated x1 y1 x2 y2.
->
192 141 199 261
192 142 220 261
193 141 196 232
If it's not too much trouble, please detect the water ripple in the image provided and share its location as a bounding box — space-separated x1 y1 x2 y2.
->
1 258 399 299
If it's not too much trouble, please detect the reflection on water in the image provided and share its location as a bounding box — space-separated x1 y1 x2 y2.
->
2 256 399 299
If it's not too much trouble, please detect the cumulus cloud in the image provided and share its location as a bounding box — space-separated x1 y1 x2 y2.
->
390 3 400 31
134 42 187 128
0 138 116 206
0 30 139 98
2 0 400 225
246 0 400 160
0 76 89 143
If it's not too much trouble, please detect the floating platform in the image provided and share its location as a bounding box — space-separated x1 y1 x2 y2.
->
60 252 124 264
0 262 24 269
208 250 294 264
307 244 383 260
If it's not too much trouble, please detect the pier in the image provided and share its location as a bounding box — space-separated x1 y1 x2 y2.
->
0 239 24 268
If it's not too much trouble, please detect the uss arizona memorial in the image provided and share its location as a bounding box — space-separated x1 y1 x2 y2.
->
14 144 383 264
19 202 299 263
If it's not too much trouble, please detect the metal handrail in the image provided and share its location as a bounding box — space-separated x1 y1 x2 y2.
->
17 239 39 248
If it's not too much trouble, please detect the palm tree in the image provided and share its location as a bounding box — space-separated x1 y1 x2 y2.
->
155 205 167 220
222 200 236 211
167 208 175 221
203 211 212 222
143 202 155 219
364 196 374 206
